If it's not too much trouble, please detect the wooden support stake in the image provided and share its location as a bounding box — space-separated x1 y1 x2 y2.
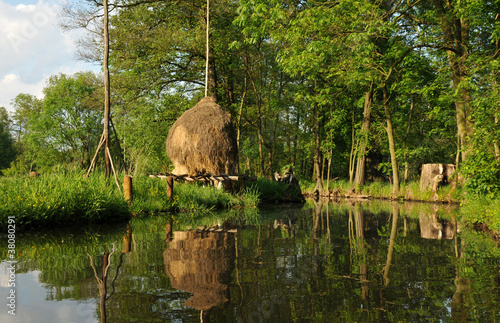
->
167 176 174 201
122 224 132 253
239 175 246 193
123 175 133 204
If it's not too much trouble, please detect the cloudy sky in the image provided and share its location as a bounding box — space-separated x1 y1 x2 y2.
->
0 0 100 114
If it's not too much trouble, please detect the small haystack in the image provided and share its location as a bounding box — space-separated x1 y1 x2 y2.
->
166 97 238 176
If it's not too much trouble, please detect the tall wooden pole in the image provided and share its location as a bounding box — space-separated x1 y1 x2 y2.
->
103 0 111 178
205 0 209 97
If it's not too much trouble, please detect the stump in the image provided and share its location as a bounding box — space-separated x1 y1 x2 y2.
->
420 163 455 191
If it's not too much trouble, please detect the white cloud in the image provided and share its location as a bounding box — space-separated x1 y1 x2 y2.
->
0 0 100 114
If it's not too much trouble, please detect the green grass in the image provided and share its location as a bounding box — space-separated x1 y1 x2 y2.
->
301 178 464 202
459 198 500 233
0 172 264 231
131 177 261 215
0 172 130 230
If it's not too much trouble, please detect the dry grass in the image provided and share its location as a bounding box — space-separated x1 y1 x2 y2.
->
166 97 238 176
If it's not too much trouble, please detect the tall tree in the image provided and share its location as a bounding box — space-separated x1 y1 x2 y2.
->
11 72 103 170
0 107 16 170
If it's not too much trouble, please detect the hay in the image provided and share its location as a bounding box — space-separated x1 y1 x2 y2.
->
166 97 238 176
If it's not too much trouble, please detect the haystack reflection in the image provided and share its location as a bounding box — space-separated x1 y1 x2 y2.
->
164 229 236 312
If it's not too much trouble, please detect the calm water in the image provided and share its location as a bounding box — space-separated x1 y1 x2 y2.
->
1 200 500 322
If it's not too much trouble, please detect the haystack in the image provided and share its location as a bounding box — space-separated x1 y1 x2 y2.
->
166 97 238 176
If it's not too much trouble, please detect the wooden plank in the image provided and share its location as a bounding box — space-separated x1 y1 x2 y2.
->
149 173 256 182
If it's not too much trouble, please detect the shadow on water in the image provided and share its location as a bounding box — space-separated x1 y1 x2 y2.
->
1 200 500 322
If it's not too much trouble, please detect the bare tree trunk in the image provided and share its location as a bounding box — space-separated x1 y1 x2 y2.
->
103 0 110 178
349 108 358 184
383 84 400 196
403 96 414 183
495 114 500 161
257 113 265 176
353 84 373 188
313 104 323 192
434 0 473 163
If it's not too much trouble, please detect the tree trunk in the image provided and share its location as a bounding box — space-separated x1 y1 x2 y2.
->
349 107 358 184
383 84 399 196
313 104 323 192
353 84 373 187
204 0 217 101
403 96 414 183
103 0 111 178
434 0 473 163
383 203 399 287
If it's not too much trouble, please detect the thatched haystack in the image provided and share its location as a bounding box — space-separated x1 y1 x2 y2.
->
164 230 235 311
166 97 238 176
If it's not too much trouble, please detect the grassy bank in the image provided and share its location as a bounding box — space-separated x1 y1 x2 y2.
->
0 172 296 231
300 179 463 202
0 173 130 230
301 179 500 236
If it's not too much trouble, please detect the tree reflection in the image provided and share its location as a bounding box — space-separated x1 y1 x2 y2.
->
383 203 399 287
348 203 369 303
88 224 131 323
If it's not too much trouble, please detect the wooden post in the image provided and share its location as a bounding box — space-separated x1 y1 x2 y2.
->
123 175 133 204
239 175 246 193
122 224 132 253
167 176 174 201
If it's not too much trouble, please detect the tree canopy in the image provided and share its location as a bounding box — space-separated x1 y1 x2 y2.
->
5 0 500 196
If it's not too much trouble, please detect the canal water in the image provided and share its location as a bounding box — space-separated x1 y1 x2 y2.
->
1 200 500 322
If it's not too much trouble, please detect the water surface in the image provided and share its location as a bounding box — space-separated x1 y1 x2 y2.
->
1 200 500 322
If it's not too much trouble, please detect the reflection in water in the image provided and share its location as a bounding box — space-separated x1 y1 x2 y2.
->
348 204 368 301
88 245 115 323
419 207 457 240
383 203 399 287
4 202 500 322
164 229 236 315
88 224 131 323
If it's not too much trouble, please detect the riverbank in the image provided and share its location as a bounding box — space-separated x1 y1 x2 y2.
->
0 172 301 231
301 179 500 237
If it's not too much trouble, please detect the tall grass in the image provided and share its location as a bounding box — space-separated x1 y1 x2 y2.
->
131 177 261 215
0 172 265 230
0 172 129 230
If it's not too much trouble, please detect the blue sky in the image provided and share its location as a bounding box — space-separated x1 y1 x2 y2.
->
0 0 99 114
3 0 40 4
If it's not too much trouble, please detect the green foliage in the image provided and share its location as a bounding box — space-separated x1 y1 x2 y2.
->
459 198 500 233
0 107 16 170
4 0 500 232
462 151 500 198
9 72 102 172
